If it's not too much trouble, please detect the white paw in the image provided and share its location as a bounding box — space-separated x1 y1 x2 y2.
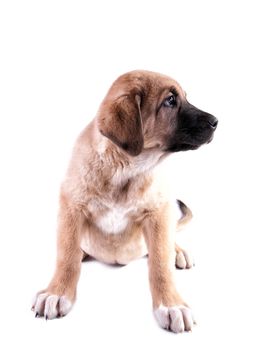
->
175 249 194 269
154 305 195 333
32 292 72 319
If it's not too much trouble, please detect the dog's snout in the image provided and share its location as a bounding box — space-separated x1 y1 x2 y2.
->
207 116 218 129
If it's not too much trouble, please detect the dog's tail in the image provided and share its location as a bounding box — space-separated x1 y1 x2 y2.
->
176 199 193 231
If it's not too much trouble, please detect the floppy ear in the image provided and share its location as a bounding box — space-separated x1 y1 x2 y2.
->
98 94 144 156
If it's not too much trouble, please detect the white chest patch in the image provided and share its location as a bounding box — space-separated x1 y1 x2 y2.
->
96 206 131 234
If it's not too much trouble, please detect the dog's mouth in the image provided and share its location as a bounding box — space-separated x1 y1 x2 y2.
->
206 134 214 144
168 143 200 152
166 131 215 152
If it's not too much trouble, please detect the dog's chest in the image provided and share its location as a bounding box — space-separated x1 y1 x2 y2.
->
85 175 157 235
96 205 132 234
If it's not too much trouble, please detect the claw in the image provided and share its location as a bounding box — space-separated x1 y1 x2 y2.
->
35 312 39 318
45 315 48 321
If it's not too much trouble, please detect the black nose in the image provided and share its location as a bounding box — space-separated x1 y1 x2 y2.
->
208 116 218 129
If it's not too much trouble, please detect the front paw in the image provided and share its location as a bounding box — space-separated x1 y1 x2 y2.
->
32 291 73 320
154 304 195 333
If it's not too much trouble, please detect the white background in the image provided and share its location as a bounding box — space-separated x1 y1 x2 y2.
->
0 0 255 349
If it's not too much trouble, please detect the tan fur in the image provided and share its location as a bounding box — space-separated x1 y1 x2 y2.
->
32 70 199 330
143 202 186 309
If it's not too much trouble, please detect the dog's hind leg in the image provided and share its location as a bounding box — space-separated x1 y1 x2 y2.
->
175 243 194 269
175 200 194 269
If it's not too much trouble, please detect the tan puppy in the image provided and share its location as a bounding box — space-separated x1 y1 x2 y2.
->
32 70 217 333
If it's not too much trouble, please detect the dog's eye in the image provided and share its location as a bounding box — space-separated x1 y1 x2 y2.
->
163 95 176 107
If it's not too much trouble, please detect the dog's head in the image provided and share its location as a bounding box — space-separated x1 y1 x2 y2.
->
98 70 217 156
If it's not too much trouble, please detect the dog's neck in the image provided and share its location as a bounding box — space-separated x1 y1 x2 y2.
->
109 145 164 187
93 126 165 187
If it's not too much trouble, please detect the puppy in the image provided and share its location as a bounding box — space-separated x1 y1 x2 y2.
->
32 70 217 333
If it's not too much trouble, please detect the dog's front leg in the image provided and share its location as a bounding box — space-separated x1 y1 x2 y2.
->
143 203 195 333
32 194 84 319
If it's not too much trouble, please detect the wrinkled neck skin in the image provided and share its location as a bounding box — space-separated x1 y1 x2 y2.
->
103 139 167 186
